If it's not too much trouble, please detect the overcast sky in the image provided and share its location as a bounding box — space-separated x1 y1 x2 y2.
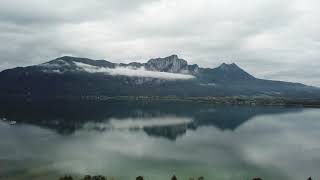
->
0 0 319 86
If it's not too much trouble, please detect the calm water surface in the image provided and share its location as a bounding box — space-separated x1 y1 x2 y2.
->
0 100 319 180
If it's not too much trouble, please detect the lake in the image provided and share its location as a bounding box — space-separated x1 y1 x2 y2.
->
0 100 319 180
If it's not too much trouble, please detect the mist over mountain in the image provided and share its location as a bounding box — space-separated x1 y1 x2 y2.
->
0 55 319 99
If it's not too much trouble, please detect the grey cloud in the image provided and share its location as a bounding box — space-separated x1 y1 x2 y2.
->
0 0 153 25
73 62 195 80
0 0 320 86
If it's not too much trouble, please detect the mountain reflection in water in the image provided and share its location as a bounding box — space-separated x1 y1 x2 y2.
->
0 100 302 140
0 100 319 180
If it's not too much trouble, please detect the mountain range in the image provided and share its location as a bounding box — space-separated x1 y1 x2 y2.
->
0 55 319 99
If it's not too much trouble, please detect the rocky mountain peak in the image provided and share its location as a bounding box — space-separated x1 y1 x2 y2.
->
145 55 189 73
218 63 240 70
214 62 255 80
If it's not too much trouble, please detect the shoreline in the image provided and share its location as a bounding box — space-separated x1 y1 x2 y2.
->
1 95 320 108
58 175 313 180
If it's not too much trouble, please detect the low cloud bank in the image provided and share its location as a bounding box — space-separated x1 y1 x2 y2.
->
74 62 195 80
